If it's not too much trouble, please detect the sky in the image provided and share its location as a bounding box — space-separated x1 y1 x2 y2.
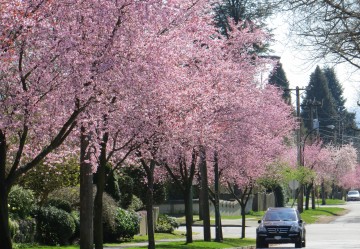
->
268 14 360 123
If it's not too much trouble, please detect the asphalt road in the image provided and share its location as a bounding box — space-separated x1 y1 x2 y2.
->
178 201 360 248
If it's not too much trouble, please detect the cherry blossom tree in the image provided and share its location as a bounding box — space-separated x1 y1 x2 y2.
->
218 84 296 238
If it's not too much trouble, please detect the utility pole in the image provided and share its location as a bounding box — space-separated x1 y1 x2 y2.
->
301 99 322 210
285 86 305 213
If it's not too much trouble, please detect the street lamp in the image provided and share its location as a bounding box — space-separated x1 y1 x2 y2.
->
298 124 335 212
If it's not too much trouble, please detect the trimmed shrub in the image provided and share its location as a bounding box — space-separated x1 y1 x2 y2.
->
45 198 72 213
70 211 80 243
155 214 179 233
8 185 35 219
13 218 36 243
9 218 19 239
35 206 76 245
127 195 144 211
104 208 140 242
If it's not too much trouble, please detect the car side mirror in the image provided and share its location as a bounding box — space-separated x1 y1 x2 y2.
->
258 220 261 224
298 219 303 224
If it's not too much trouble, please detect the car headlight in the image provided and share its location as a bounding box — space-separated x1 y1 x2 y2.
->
258 225 267 232
289 224 300 232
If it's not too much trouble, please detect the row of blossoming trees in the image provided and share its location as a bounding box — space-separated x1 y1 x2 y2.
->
1 1 359 249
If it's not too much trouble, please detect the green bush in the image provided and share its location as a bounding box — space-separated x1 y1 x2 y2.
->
104 208 140 242
35 206 76 245
48 186 81 210
13 218 36 243
9 218 19 239
70 211 80 243
9 185 35 219
155 214 179 233
127 195 144 211
45 198 72 213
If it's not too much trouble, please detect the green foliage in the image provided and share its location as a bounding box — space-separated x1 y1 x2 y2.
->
118 173 135 209
127 195 144 211
45 198 72 213
269 62 291 104
19 158 80 203
282 165 316 185
35 206 76 245
273 185 286 207
9 185 36 219
9 218 19 239
155 214 179 233
48 186 81 210
104 208 140 242
301 66 337 143
119 166 166 206
13 218 36 243
93 163 121 202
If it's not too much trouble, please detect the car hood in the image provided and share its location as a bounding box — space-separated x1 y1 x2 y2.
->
262 220 299 226
347 194 360 197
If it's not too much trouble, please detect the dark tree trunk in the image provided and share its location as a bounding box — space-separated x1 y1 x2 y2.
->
0 131 12 249
321 180 326 205
184 187 193 243
305 183 312 210
227 183 252 239
146 164 155 249
311 185 316 209
198 181 204 220
94 132 108 249
80 128 94 249
241 203 246 239
214 151 222 242
200 146 211 241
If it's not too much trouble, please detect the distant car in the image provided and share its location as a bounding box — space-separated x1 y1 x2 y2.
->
346 190 360 201
256 207 306 248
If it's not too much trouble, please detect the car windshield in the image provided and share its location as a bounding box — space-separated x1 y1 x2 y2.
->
264 211 297 221
348 191 359 195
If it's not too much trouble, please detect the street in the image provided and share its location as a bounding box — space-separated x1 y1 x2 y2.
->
178 201 360 248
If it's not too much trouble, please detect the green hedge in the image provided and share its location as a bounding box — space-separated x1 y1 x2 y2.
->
104 208 140 242
155 214 179 233
35 206 76 245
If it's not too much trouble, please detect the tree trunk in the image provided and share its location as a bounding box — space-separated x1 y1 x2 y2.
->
321 180 326 205
146 170 155 249
80 129 94 249
200 146 211 241
93 132 108 249
311 185 316 209
214 151 222 242
184 187 193 243
241 203 246 239
198 182 204 221
305 184 312 210
0 131 12 249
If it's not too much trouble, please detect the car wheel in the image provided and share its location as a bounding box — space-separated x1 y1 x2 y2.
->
256 238 262 248
295 240 302 248
302 236 306 247
256 238 268 248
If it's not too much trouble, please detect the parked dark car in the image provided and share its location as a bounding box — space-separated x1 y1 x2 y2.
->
346 190 360 201
256 207 306 248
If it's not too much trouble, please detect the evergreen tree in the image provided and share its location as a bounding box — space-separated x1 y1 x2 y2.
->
301 66 337 143
213 0 274 38
323 67 356 145
269 62 291 104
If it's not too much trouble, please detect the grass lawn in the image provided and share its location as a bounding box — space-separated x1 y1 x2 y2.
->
16 238 256 249
301 206 347 224
113 238 256 249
